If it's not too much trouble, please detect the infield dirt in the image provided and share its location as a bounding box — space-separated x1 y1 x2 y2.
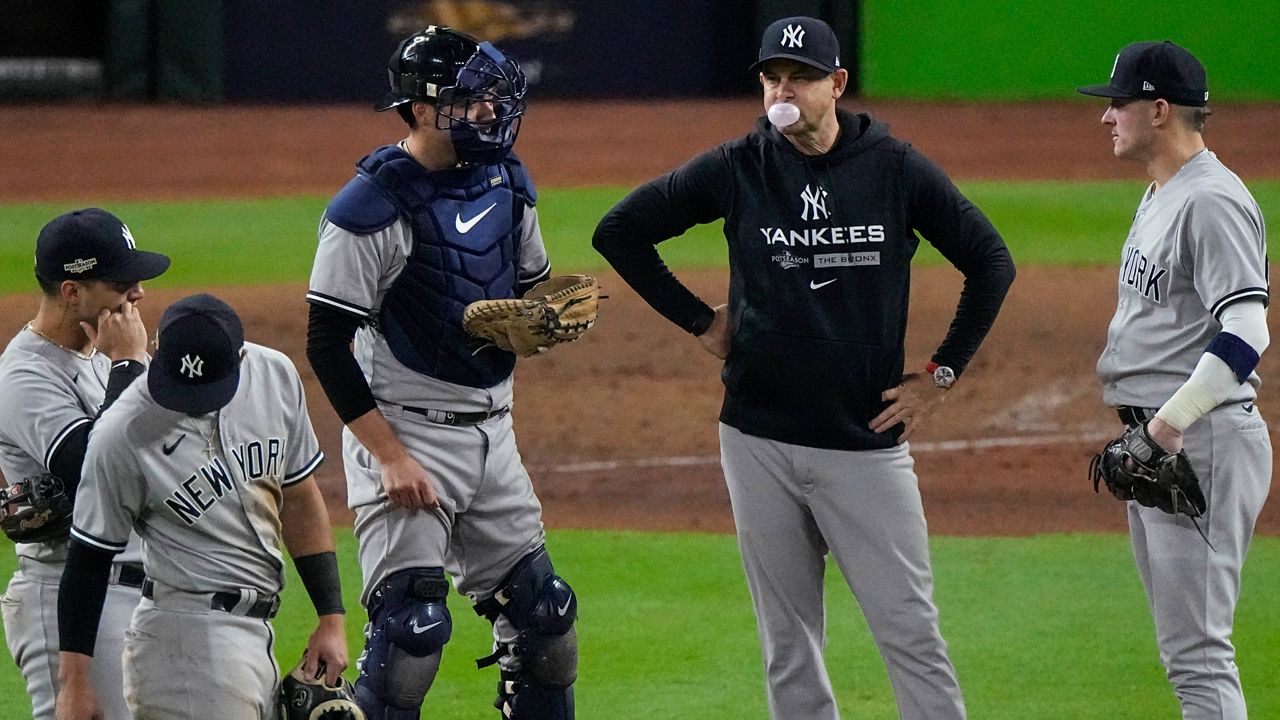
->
2 99 1277 535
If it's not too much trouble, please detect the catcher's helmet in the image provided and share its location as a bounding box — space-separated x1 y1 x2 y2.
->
376 26 527 164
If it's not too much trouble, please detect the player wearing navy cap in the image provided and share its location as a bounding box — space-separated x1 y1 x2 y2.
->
55 294 348 720
1081 41 1271 719
594 16 1014 720
0 208 168 720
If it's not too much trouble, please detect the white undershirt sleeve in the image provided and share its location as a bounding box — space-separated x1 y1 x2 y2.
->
1155 299 1269 431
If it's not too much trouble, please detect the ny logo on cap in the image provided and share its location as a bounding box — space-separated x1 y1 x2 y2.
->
122 225 136 249
782 24 805 49
180 354 204 379
800 184 829 221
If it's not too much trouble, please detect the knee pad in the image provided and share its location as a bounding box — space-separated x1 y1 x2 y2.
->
475 547 578 718
354 568 453 719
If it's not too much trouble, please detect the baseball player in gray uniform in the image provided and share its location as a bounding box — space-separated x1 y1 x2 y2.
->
1079 42 1270 719
54 294 349 720
305 27 577 720
0 209 169 720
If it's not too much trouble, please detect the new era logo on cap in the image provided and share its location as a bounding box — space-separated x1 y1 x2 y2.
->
752 16 841 74
1143 81 1155 91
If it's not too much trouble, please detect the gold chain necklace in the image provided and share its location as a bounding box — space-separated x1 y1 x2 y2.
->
25 323 95 361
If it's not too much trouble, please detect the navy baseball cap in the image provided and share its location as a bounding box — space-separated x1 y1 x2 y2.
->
148 294 244 415
35 208 170 283
751 16 841 74
1078 41 1209 107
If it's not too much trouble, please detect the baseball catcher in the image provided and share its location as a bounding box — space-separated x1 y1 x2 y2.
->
280 660 366 720
1090 423 1208 519
0 473 73 544
463 274 599 357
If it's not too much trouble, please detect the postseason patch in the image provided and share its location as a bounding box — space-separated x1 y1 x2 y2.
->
63 257 98 274
814 252 880 268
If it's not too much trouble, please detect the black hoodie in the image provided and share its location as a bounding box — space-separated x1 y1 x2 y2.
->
593 108 1014 450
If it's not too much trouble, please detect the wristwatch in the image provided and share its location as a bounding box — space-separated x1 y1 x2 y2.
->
926 362 956 390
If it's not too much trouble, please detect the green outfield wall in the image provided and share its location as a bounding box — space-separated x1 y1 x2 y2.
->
861 0 1280 100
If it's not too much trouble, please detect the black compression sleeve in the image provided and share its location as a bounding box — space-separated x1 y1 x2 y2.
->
48 424 89 495
45 361 146 494
306 302 378 424
294 552 345 616
58 540 116 655
99 360 145 414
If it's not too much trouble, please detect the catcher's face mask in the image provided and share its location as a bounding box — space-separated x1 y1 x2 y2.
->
435 42 527 164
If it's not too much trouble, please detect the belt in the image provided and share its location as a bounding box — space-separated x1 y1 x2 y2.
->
15 557 143 588
401 404 510 426
1117 406 1155 428
142 579 281 620
110 562 146 589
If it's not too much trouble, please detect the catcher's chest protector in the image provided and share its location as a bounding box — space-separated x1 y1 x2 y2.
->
361 146 526 387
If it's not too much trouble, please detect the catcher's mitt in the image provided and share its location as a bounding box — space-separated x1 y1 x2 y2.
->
0 474 73 544
462 274 599 357
279 661 366 720
1089 423 1207 518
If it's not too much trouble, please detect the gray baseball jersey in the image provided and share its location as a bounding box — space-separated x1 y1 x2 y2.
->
1098 150 1268 407
0 328 142 563
71 341 323 593
306 210 548 412
1097 148 1271 718
0 327 141 720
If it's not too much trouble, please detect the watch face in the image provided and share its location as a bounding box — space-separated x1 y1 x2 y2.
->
933 366 956 389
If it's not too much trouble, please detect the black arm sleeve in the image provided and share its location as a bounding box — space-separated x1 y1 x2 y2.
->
306 302 378 424
294 551 345 616
99 360 145 415
905 148 1016 375
48 425 89 495
592 148 731 335
46 361 147 494
58 539 116 655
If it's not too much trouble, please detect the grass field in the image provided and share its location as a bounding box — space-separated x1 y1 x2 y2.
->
1 531 1277 719
2 181 1279 293
2 182 1280 716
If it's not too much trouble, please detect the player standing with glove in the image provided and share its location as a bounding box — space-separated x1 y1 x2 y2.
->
593 16 1014 720
306 26 583 719
1080 41 1270 719
0 208 169 720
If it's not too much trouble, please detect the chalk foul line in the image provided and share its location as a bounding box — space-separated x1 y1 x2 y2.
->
533 430 1117 475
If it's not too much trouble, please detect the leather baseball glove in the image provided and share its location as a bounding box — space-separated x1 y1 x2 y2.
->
463 274 599 357
1089 423 1207 518
0 474 73 544
279 660 365 720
